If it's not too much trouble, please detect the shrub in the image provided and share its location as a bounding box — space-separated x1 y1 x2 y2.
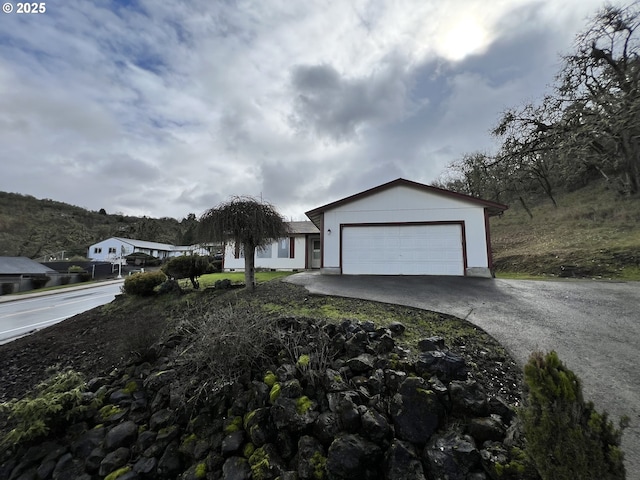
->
157 279 183 295
30 275 50 289
521 351 626 480
1 283 13 295
161 255 208 289
123 271 166 296
60 275 71 285
0 370 91 449
176 302 278 402
207 259 223 273
68 265 85 273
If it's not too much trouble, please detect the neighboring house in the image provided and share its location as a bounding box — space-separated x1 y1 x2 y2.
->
0 256 58 293
305 178 508 277
223 221 321 272
87 237 208 262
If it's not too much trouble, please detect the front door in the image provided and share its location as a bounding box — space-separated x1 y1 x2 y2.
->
311 238 321 268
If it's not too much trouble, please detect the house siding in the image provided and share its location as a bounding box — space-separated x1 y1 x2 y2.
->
223 236 309 271
319 184 490 275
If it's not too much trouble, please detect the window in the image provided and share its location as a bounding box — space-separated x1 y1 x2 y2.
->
257 245 272 258
94 247 102 254
108 247 117 254
278 238 295 258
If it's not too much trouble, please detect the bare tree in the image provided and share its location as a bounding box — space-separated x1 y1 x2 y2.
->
557 3 640 194
494 4 640 196
199 196 287 291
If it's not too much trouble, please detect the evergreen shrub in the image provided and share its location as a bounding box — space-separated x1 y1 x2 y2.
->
123 271 166 296
0 370 90 449
521 351 626 480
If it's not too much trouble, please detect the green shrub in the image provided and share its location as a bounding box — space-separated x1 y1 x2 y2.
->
68 265 85 273
0 370 89 449
521 351 626 480
1 283 13 295
161 255 209 289
207 259 222 273
123 271 167 296
60 275 71 285
157 279 183 295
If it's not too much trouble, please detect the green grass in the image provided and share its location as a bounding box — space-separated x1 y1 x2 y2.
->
491 181 640 280
179 271 294 289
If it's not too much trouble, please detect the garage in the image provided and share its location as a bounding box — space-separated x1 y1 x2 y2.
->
306 178 507 277
341 224 464 275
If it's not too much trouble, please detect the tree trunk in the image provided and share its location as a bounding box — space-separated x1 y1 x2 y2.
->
244 243 256 291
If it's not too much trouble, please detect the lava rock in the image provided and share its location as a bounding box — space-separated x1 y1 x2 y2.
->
390 377 444 444
104 421 138 450
423 430 481 480
384 439 426 480
326 434 382 479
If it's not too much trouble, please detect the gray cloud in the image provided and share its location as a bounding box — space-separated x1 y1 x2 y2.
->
289 58 411 142
0 0 625 221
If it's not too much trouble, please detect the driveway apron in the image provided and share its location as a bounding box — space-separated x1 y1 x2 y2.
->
286 272 640 477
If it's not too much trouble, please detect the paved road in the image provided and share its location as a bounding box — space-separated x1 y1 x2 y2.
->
286 272 640 476
0 281 123 344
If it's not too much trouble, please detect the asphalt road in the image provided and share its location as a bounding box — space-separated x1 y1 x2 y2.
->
0 282 123 344
286 272 640 477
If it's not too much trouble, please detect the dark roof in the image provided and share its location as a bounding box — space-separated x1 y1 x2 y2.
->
286 221 320 235
306 178 508 227
0 257 58 275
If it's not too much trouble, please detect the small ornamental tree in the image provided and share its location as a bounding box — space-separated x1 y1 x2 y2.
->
521 351 626 480
161 255 208 289
199 196 287 291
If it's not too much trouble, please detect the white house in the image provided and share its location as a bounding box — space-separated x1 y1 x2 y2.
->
223 221 321 272
87 237 209 262
305 178 508 277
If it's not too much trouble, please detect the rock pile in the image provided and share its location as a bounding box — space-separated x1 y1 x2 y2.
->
0 317 535 480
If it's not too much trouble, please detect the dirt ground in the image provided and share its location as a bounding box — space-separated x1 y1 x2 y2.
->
0 294 166 403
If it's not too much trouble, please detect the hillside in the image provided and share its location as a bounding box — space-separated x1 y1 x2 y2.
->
490 181 640 279
0 192 197 259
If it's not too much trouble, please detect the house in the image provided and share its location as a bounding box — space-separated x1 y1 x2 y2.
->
0 256 58 293
305 178 508 277
87 237 208 263
222 221 321 272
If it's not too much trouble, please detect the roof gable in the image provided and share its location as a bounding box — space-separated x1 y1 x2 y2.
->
306 178 508 227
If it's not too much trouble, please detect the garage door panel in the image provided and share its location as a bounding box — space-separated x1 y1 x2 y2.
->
342 224 464 275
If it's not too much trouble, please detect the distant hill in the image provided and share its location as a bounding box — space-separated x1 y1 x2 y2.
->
0 192 198 259
490 181 640 279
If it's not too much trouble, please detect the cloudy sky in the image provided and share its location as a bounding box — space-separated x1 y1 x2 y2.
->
0 0 625 220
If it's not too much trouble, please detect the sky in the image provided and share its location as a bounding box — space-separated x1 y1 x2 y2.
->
0 0 627 221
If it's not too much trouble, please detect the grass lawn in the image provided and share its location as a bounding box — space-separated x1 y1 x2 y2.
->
184 271 295 289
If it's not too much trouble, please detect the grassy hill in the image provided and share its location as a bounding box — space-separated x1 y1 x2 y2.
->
0 192 195 259
490 181 640 279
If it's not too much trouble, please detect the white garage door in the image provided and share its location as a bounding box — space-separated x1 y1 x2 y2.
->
342 224 464 275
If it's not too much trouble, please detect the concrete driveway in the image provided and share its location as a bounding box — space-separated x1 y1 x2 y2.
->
286 272 640 476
